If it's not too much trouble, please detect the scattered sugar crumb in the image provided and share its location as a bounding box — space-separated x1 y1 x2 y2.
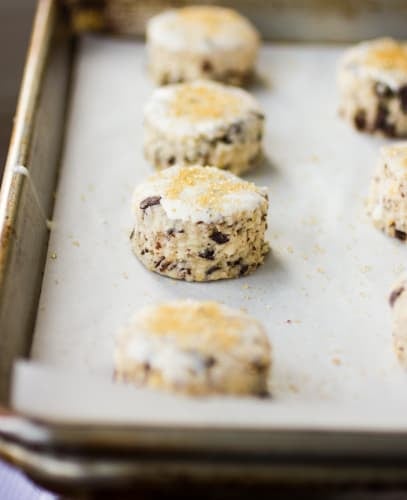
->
332 357 342 366
122 272 129 280
287 246 294 254
288 383 299 393
310 154 319 163
54 279 59 285
302 215 319 226
313 244 325 254
72 240 80 247
50 252 57 260
239 306 248 313
241 284 250 290
302 255 309 261
80 194 86 202
316 267 325 274
360 265 372 273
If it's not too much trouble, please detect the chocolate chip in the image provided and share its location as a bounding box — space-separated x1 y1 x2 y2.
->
257 131 263 141
167 156 176 166
201 60 213 72
205 356 217 368
160 261 170 272
206 265 220 276
129 229 135 240
230 122 242 135
375 103 388 130
220 134 233 145
389 286 405 307
143 362 151 373
154 256 165 268
210 230 229 244
258 390 271 398
251 360 268 373
199 248 215 260
395 229 406 241
239 264 249 276
354 109 366 130
374 82 394 98
140 196 161 210
373 104 396 136
399 85 407 113
167 228 175 237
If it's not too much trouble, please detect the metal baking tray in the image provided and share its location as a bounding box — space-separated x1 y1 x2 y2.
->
2 0 407 493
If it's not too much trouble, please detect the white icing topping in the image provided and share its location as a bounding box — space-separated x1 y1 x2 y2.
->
341 38 407 90
147 6 258 54
132 165 268 223
144 80 262 138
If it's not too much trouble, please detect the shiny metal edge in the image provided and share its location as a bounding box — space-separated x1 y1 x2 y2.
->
0 0 55 289
0 0 72 403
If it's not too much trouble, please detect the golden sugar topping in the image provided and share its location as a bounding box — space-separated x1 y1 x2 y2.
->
145 301 244 348
164 166 257 208
365 39 407 72
169 84 242 121
178 6 241 34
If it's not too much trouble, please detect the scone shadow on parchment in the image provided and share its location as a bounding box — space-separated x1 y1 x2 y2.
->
245 154 281 182
248 70 273 92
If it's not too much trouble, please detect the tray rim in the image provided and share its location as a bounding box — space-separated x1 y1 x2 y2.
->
2 0 407 488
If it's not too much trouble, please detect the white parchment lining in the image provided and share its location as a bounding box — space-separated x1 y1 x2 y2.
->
13 35 407 429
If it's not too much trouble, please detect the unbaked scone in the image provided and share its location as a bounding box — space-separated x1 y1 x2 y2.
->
367 142 407 241
143 80 264 175
146 6 259 86
338 38 407 137
389 276 407 367
130 165 269 281
115 300 271 396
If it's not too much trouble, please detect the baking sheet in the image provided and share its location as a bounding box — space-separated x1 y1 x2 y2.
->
14 35 407 427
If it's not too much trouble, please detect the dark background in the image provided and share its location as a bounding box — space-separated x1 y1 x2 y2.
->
0 0 36 171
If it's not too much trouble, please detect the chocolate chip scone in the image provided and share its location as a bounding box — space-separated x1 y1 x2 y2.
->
146 6 259 86
338 38 407 137
115 300 271 396
367 143 407 241
143 80 264 175
131 165 269 281
389 277 407 368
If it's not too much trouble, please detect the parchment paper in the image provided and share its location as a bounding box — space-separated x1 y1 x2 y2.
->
14 35 407 428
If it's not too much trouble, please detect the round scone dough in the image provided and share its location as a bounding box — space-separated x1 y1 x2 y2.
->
367 142 407 241
146 6 259 86
143 80 264 175
338 38 407 137
115 300 271 396
131 165 269 282
389 276 407 367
